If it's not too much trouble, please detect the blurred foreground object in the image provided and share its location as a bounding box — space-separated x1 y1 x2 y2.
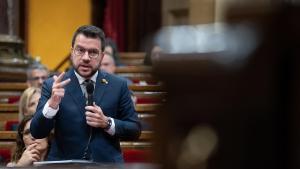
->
153 3 300 169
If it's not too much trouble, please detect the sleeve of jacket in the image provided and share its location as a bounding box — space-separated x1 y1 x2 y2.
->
114 80 141 140
30 78 55 139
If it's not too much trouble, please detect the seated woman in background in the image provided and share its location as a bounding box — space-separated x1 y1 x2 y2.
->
18 87 41 120
7 115 49 167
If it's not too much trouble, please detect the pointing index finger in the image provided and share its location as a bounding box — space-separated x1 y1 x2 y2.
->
53 72 71 88
58 78 71 88
54 72 66 84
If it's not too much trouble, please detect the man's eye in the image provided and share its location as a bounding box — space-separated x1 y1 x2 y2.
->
79 48 85 53
90 50 98 55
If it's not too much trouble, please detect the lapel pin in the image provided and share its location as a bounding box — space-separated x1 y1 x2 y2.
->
101 78 108 84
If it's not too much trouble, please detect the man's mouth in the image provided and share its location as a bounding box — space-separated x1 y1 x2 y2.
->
79 64 91 70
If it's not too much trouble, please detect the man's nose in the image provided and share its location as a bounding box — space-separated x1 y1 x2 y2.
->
82 51 90 60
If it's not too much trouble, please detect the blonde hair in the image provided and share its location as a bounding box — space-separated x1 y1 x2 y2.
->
18 87 41 120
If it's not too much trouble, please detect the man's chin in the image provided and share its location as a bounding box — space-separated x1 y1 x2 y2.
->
79 72 92 78
77 69 96 78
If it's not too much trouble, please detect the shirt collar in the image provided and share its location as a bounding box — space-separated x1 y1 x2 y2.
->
74 70 98 85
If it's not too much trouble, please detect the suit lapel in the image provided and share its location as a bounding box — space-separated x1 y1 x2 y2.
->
66 69 86 110
94 71 108 105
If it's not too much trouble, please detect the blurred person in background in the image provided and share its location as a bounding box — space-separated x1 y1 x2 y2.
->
26 62 49 88
7 115 49 167
100 51 117 74
104 38 122 66
18 87 41 120
101 42 133 85
144 45 162 66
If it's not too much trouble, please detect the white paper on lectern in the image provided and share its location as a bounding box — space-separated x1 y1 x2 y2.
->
33 160 93 166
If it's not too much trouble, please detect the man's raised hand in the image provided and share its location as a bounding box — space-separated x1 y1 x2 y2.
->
48 72 71 109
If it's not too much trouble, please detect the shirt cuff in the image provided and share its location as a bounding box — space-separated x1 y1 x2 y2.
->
105 117 115 136
42 101 59 119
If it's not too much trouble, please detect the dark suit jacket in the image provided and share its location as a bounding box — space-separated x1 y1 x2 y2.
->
30 68 141 163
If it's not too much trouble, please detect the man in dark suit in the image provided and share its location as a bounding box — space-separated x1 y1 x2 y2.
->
30 25 141 163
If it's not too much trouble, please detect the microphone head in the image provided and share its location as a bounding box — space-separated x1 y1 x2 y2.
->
86 81 94 94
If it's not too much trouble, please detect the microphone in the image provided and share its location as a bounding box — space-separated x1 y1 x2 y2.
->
85 80 94 106
83 80 94 160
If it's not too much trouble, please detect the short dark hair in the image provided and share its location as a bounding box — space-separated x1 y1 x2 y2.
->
71 25 105 52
